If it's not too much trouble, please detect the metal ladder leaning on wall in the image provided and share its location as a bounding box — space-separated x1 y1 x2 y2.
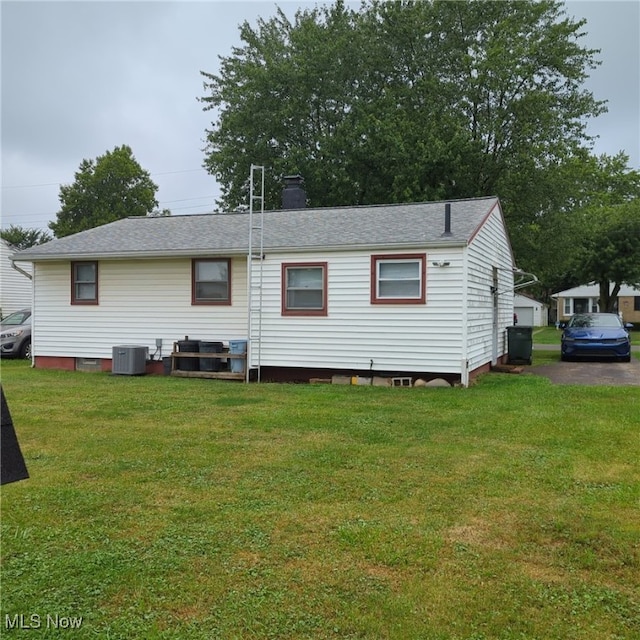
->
247 165 265 382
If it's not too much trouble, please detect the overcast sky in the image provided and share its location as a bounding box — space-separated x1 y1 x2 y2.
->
1 0 639 233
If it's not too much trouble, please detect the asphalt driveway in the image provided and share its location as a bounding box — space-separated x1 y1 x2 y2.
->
528 345 640 386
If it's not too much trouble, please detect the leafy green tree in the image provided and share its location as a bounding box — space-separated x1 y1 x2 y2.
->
200 0 603 216
515 152 640 300
571 198 640 312
50 145 158 238
0 225 52 249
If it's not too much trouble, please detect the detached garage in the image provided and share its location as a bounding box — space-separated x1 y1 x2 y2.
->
514 293 548 327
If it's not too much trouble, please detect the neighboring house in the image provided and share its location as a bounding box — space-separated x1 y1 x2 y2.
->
1 239 32 318
514 293 548 327
13 196 516 386
554 283 640 324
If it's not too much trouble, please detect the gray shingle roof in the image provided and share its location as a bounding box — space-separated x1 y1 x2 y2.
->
14 197 500 261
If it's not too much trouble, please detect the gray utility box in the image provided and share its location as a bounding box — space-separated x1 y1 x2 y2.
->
112 345 147 375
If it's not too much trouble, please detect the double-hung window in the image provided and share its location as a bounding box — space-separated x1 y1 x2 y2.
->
282 263 327 316
371 254 426 304
192 258 231 305
71 261 98 304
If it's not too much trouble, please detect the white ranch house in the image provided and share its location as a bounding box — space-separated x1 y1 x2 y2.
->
13 196 516 386
554 283 640 325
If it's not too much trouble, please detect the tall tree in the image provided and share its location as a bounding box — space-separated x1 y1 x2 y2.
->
514 152 640 300
571 198 640 312
0 225 52 249
200 0 604 217
50 145 158 238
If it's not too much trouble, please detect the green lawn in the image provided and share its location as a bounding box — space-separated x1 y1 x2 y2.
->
1 360 639 639
532 326 563 344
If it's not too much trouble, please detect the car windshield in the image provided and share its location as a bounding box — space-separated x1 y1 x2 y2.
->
568 314 622 328
1 311 30 326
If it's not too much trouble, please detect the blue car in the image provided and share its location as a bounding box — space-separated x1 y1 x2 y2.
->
561 313 633 362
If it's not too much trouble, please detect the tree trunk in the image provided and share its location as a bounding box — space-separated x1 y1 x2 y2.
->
598 280 620 313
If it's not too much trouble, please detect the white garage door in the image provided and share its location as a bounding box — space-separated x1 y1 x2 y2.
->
515 307 534 325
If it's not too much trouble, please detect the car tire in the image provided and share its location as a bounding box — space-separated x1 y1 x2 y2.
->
621 355 631 363
20 340 31 359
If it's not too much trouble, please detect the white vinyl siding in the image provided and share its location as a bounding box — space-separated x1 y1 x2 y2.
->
32 257 247 359
1 240 32 317
463 203 514 376
251 249 466 374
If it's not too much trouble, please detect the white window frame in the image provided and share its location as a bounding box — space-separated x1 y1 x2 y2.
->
371 254 426 304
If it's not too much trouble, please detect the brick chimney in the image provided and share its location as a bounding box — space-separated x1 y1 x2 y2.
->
282 174 306 210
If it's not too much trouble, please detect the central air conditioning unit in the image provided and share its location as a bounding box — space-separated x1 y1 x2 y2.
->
112 345 147 375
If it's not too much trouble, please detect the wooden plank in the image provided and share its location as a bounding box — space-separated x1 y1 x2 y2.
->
170 342 247 380
171 370 245 380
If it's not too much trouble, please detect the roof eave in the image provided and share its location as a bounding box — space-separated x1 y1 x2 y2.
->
19 239 470 262
13 249 250 262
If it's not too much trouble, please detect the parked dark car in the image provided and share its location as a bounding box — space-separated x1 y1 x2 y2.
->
561 313 632 362
0 309 31 359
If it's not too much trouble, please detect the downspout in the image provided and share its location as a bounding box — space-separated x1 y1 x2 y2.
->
11 259 35 367
491 266 499 367
11 259 33 280
460 247 470 387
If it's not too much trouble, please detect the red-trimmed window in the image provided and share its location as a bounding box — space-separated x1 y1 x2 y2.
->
371 254 426 304
282 262 327 316
192 258 231 305
71 261 98 305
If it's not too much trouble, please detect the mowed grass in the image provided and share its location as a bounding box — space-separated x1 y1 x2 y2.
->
1 360 639 639
532 326 564 344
